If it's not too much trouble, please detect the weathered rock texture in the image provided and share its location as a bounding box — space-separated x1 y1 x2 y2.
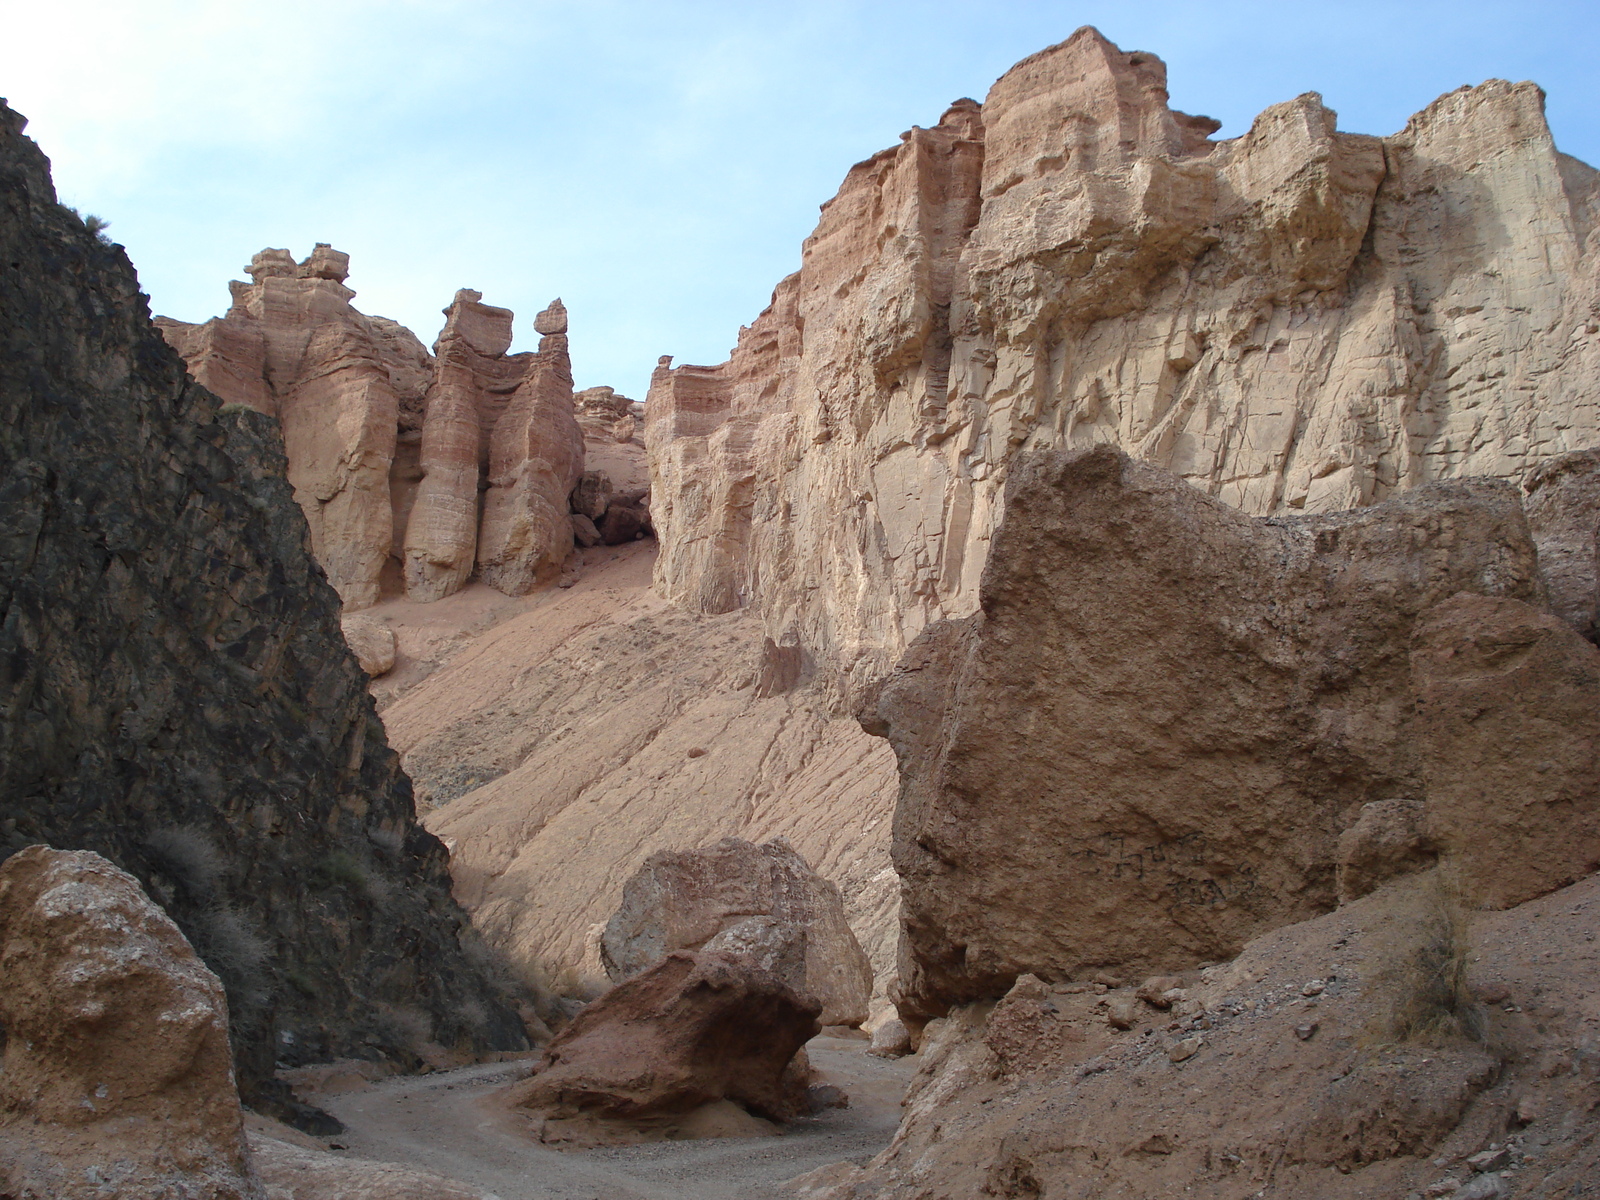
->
646 26 1600 708
792 872 1600 1200
865 446 1600 1021
385 546 900 1017
0 100 522 1109
161 271 588 608
504 948 821 1139
157 246 425 609
601 837 874 1027
0 846 259 1200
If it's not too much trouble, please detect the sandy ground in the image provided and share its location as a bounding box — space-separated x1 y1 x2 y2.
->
313 1037 914 1200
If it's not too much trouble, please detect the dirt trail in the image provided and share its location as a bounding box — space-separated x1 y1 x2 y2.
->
317 1037 914 1200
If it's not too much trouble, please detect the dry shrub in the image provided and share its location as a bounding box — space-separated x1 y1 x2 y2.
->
375 1002 435 1052
1365 867 1485 1046
144 826 226 899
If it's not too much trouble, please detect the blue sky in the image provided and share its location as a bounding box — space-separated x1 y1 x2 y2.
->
2 1 1596 399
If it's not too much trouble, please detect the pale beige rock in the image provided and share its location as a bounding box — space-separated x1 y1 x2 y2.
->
404 290 531 602
340 614 396 677
600 837 874 1027
0 846 259 1200
158 245 422 610
865 446 1548 1021
476 303 585 595
646 27 1600 711
367 546 900 1018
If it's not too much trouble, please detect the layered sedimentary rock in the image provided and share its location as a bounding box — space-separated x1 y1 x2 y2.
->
157 246 426 609
0 847 257 1200
646 26 1600 707
475 300 586 595
0 100 522 1109
161 269 590 607
393 546 900 1016
865 446 1600 1021
601 837 874 1027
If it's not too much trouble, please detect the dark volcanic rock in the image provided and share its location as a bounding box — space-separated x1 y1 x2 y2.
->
0 101 524 1113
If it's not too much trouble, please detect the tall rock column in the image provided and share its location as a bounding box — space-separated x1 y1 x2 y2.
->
479 300 586 594
157 245 430 609
403 290 528 601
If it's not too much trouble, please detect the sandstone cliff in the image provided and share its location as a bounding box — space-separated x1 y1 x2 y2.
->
161 270 594 608
0 100 523 1113
647 26 1600 707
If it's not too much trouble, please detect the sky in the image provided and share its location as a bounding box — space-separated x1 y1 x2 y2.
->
2 1 1596 400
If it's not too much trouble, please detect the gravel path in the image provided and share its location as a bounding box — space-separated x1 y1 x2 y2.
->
318 1037 914 1200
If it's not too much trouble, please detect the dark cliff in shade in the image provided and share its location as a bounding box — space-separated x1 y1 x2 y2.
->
0 100 525 1114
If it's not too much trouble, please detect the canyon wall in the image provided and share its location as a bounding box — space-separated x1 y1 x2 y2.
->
160 269 595 609
0 100 524 1112
646 26 1600 708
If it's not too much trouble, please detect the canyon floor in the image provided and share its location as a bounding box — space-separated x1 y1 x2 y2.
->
286 1036 914 1200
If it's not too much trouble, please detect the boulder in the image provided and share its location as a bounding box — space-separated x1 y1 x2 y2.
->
598 500 647 544
866 445 1551 1020
868 1018 913 1058
570 469 613 521
502 949 821 1141
601 837 873 1027
570 512 602 548
341 614 396 677
1523 448 1600 642
0 846 256 1200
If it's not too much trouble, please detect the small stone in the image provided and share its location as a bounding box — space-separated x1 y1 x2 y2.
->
1136 975 1185 1008
1091 971 1122 988
1476 981 1511 1005
1424 1182 1461 1198
1106 995 1140 1030
1301 980 1325 996
1467 1148 1511 1172
1294 1020 1319 1041
1167 1036 1201 1063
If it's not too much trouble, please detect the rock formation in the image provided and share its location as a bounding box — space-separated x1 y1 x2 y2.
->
646 26 1600 709
0 846 258 1200
504 948 821 1144
865 446 1600 1022
601 837 874 1027
0 99 523 1112
162 272 595 608
157 246 426 609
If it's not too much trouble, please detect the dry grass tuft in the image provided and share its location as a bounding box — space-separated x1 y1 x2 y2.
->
1365 867 1485 1046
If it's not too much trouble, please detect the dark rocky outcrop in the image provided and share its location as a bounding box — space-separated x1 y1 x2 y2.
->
0 100 524 1117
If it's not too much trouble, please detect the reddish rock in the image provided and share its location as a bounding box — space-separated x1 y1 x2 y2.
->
477 302 585 594
503 949 821 1132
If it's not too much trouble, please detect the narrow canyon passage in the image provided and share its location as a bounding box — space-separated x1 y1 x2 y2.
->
317 1038 915 1200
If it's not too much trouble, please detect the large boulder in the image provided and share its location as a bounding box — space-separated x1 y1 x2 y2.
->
503 949 821 1143
600 837 873 1027
866 445 1564 1021
0 846 257 1200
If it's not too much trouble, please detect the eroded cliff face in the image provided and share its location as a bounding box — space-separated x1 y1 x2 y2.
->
0 100 523 1112
161 271 588 609
647 26 1600 706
